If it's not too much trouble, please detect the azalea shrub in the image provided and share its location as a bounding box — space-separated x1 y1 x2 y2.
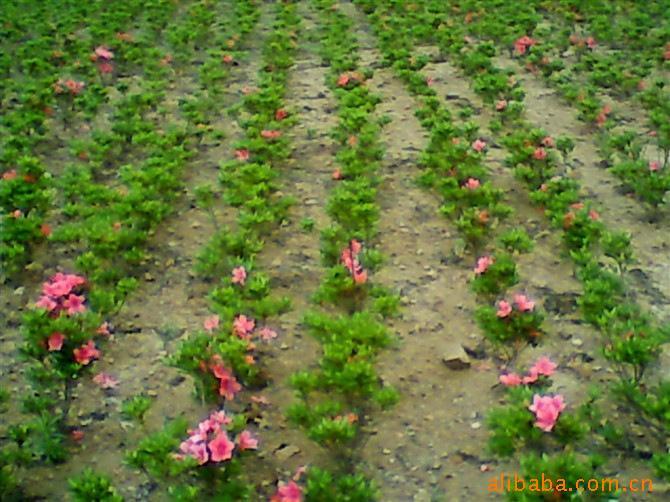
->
314 239 399 315
497 228 534 254
0 155 52 276
470 253 519 296
489 358 598 461
19 273 107 461
303 466 378 501
476 294 544 350
68 468 123 502
127 410 256 500
170 311 281 403
288 311 398 448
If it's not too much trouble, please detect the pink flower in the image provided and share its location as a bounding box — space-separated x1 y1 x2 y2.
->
474 256 494 275
528 356 557 377
496 300 512 318
236 430 258 451
513 294 535 312
495 99 508 111
522 373 539 384
212 364 242 400
349 239 362 254
528 394 566 432
233 315 255 339
472 139 487 152
222 54 233 64
259 327 278 341
208 431 235 462
97 322 112 336
499 372 522 386
353 268 368 284
275 108 288 121
94 46 114 60
93 372 119 389
48 332 65 351
542 136 555 148
43 273 84 298
63 294 86 315
337 73 350 87
586 37 596 49
271 481 304 502
235 149 250 161
588 210 600 221
98 62 114 74
209 410 232 426
514 36 537 56
73 340 101 365
533 147 547 160
204 315 220 333
231 266 247 285
332 168 342 180
64 79 85 95
2 169 17 180
180 439 209 465
261 130 281 139
36 295 58 311
649 161 661 172
463 178 481 190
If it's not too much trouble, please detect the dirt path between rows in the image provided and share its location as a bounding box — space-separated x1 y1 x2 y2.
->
250 3 341 486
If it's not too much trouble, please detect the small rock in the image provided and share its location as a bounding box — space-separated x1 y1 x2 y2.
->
442 342 471 370
274 444 300 461
571 338 584 347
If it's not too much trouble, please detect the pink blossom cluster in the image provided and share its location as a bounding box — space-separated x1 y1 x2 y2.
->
231 266 247 286
514 36 537 56
529 394 566 432
471 139 487 152
340 239 368 284
210 357 243 400
235 149 250 161
563 202 599 228
271 480 304 502
91 46 114 74
203 314 277 342
35 272 87 316
474 255 494 275
596 104 612 127
261 129 282 139
337 71 363 87
496 294 535 318
463 177 481 190
569 34 596 50
54 79 85 96
499 356 557 386
177 410 257 465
